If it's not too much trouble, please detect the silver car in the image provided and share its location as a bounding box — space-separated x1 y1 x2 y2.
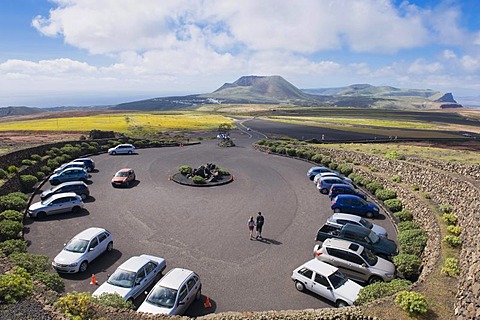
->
313 172 352 185
28 192 84 219
108 144 136 155
314 238 395 284
326 213 388 238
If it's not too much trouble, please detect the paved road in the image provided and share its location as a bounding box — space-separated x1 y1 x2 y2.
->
25 130 396 316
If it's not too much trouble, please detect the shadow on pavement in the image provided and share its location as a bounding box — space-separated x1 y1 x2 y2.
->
185 295 217 317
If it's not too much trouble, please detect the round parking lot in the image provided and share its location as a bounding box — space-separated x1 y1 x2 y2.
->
24 131 396 316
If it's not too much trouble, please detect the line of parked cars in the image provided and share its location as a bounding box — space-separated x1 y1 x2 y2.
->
291 167 399 307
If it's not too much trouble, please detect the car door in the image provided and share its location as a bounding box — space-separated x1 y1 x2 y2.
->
49 197 67 214
341 198 354 213
310 272 336 303
182 276 199 311
143 261 159 288
176 284 189 315
96 232 109 254
86 236 100 262
132 266 148 299
324 248 355 280
351 198 365 213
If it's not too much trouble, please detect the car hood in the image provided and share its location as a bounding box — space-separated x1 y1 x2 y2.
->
376 237 398 256
92 282 131 299
137 301 173 315
54 250 83 265
112 177 127 182
336 279 362 304
29 202 46 211
371 224 388 238
371 256 396 275
40 190 53 199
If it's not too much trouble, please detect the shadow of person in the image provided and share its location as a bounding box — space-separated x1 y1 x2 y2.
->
255 237 282 245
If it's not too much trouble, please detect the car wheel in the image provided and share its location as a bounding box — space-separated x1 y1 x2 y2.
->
72 206 81 213
111 151 116 155
128 150 132 154
80 193 88 200
106 241 113 252
368 276 383 284
295 281 305 292
320 188 329 194
336 300 348 308
333 208 341 213
37 211 47 219
79 261 88 273
365 211 374 218
195 288 202 301
309 176 314 181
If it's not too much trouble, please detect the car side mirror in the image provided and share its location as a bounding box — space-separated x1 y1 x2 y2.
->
135 279 141 286
178 301 185 305
361 263 367 268
326 286 332 291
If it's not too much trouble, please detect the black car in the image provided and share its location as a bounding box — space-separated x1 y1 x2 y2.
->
72 158 95 172
40 181 90 201
329 184 366 200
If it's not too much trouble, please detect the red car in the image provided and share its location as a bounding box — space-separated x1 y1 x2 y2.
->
111 168 136 187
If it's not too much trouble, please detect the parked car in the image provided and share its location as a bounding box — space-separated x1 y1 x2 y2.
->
49 167 88 186
307 166 333 181
313 172 352 185
108 144 136 155
326 213 387 238
28 192 84 219
72 158 95 172
92 254 166 302
52 227 113 273
291 258 362 307
53 161 87 174
314 238 395 284
111 168 136 187
137 268 202 316
329 184 366 200
331 194 380 218
41 181 90 201
317 177 352 194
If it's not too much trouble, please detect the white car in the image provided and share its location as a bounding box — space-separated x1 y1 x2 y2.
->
291 258 362 307
52 227 113 273
313 172 352 185
53 161 87 174
93 254 166 302
28 192 84 219
108 144 136 155
137 268 202 316
326 213 388 238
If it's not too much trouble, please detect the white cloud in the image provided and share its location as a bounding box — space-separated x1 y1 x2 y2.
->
407 59 443 74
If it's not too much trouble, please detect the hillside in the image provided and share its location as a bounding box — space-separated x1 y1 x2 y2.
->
0 106 45 117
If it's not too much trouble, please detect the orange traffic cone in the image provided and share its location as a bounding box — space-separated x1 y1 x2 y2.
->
90 274 98 285
204 296 212 308
232 175 235 181
168 175 172 181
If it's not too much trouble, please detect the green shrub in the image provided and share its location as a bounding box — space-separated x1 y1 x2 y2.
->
446 225 462 236
178 165 192 175
286 148 296 156
94 292 135 309
337 164 353 176
311 154 323 163
9 253 50 274
54 291 96 320
46 159 59 169
19 175 39 192
36 171 46 180
7 165 18 174
391 175 402 183
411 184 420 191
60 146 82 158
0 239 28 256
328 162 338 170
366 181 383 194
395 291 428 315
442 213 458 225
217 168 230 176
375 188 397 201
398 229 428 256
7 192 28 201
0 168 9 179
439 203 453 214
355 279 412 305
21 159 34 166
398 221 420 232
441 257 460 277
0 210 23 222
443 235 462 248
393 253 421 280
0 194 27 212
0 220 23 241
33 272 64 292
385 151 406 160
40 165 51 174
384 198 403 212
192 176 206 184
30 154 42 161
321 157 331 167
0 266 33 303
348 173 369 186
394 210 413 222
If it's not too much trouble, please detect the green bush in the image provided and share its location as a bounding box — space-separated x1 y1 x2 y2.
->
33 272 64 292
441 257 460 277
443 235 462 248
0 266 33 303
40 165 51 174
337 164 353 176
375 188 397 201
328 162 338 170
394 210 413 222
7 192 28 201
217 168 230 176
384 198 403 212
178 165 192 175
446 225 462 236
366 181 383 194
192 175 206 184
355 279 412 305
439 203 453 214
94 292 135 309
7 165 18 174
30 154 42 161
411 184 420 191
394 291 428 315
36 171 46 180
9 253 50 274
398 221 420 232
0 194 27 212
286 148 296 156
398 229 428 256
393 253 421 280
19 175 39 192
0 168 8 179
0 239 28 256
0 220 23 241
442 213 458 225
348 173 369 186
21 159 34 166
54 291 96 320
46 159 59 169
311 154 323 163
385 151 406 160
391 175 402 183
0 210 23 222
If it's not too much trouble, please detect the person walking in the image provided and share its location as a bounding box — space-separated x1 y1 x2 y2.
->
247 216 255 240
256 212 265 239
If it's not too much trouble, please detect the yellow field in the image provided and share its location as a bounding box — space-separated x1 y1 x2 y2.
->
0 113 234 132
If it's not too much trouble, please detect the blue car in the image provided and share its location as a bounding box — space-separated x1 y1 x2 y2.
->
306 166 333 181
73 158 95 172
329 184 367 200
49 168 89 186
331 194 379 218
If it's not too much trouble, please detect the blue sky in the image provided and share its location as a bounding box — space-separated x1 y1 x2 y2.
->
0 0 479 107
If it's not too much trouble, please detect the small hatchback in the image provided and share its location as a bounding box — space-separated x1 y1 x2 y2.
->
137 268 202 316
49 168 89 186
52 227 113 273
41 181 90 201
307 166 333 181
313 172 352 185
28 192 84 219
108 144 136 155
53 161 87 174
314 238 395 284
111 168 136 187
317 177 352 194
329 184 366 200
72 158 95 172
326 213 387 238
331 194 380 218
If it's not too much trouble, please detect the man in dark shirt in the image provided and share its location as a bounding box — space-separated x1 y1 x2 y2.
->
256 212 265 239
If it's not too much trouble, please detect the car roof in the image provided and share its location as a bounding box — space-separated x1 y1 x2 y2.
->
54 181 87 188
310 166 329 170
157 268 195 289
331 183 353 189
324 238 363 254
331 213 362 222
301 258 337 275
336 194 362 199
49 192 78 200
117 168 133 172
117 143 133 147
118 256 152 272
74 158 93 162
73 227 107 240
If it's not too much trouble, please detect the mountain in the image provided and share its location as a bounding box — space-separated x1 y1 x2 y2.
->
0 106 46 117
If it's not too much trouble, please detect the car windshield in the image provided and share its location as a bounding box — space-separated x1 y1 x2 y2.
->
107 269 136 288
359 218 373 229
367 230 380 244
115 172 129 177
146 286 178 308
64 239 89 253
328 270 348 289
360 247 378 266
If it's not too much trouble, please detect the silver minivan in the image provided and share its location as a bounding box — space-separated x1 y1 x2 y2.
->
314 238 395 284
